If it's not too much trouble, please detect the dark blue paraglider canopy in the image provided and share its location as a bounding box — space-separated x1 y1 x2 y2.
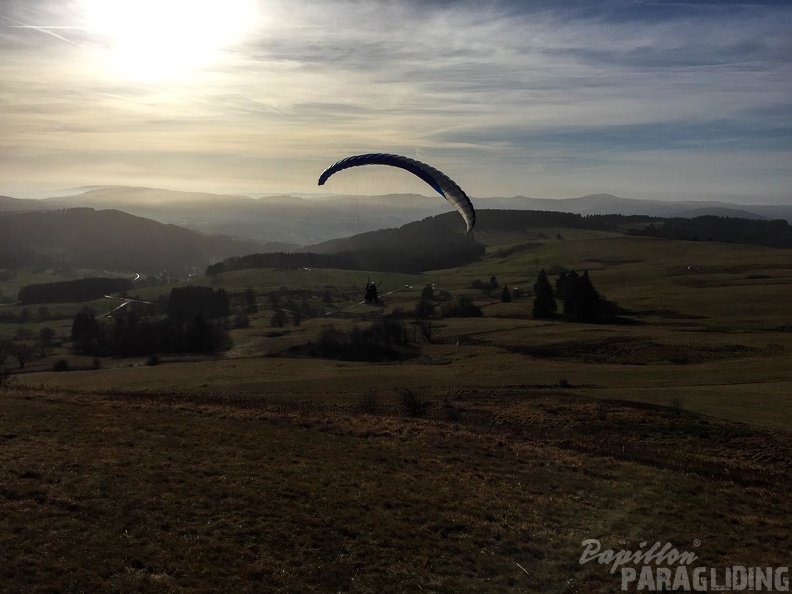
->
318 153 476 232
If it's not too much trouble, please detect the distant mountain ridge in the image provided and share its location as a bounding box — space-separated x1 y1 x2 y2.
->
1 187 789 246
0 195 54 212
38 187 447 244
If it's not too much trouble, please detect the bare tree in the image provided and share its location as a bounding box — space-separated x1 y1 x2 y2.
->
14 344 35 369
417 318 435 342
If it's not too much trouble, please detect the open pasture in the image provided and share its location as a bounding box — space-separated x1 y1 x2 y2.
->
1 380 790 593
13 231 792 430
3 230 791 591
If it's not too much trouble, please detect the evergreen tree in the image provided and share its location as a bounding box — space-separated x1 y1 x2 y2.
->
188 313 213 352
213 289 231 318
532 270 557 318
500 286 512 303
554 270 579 301
71 310 103 355
563 271 602 322
244 288 258 313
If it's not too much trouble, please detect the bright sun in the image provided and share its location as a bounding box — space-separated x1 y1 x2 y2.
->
80 0 258 82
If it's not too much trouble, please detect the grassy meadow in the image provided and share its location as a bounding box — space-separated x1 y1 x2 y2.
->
2 228 791 592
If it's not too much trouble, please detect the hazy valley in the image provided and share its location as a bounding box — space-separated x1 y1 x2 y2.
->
3 186 791 245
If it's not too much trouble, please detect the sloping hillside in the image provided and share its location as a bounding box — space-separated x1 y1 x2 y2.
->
209 214 485 275
0 208 281 274
0 195 56 212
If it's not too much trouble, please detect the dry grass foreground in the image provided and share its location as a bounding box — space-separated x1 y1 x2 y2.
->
1 385 789 593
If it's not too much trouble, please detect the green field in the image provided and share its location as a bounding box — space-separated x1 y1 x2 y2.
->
9 231 791 429
1 230 790 592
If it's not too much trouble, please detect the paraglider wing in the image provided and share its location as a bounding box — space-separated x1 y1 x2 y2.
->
317 153 476 232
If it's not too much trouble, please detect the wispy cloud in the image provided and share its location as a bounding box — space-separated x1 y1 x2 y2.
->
0 0 790 201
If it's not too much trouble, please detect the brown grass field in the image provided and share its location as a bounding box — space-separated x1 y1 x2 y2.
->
2 230 791 592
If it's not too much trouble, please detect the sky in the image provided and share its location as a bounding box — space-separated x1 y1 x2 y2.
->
0 0 790 204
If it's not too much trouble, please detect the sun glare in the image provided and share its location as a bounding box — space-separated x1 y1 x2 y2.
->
80 0 259 82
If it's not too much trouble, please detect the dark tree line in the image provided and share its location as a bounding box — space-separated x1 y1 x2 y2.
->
207 240 486 276
207 252 347 276
470 210 792 249
629 215 792 247
475 210 661 234
71 310 231 357
18 278 134 305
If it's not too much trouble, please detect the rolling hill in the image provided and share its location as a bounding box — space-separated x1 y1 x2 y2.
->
0 208 285 275
3 187 789 245
40 187 447 245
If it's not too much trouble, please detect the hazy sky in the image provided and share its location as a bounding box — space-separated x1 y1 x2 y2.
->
1 0 790 203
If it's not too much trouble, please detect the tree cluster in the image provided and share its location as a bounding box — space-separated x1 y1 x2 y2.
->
207 252 346 276
167 286 230 321
471 275 500 296
268 293 326 328
532 269 603 322
440 296 483 318
298 318 416 362
70 286 233 358
0 327 60 369
71 309 231 357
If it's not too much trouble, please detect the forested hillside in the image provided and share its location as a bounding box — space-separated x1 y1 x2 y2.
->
208 214 485 275
473 210 792 247
0 208 270 275
629 215 792 247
